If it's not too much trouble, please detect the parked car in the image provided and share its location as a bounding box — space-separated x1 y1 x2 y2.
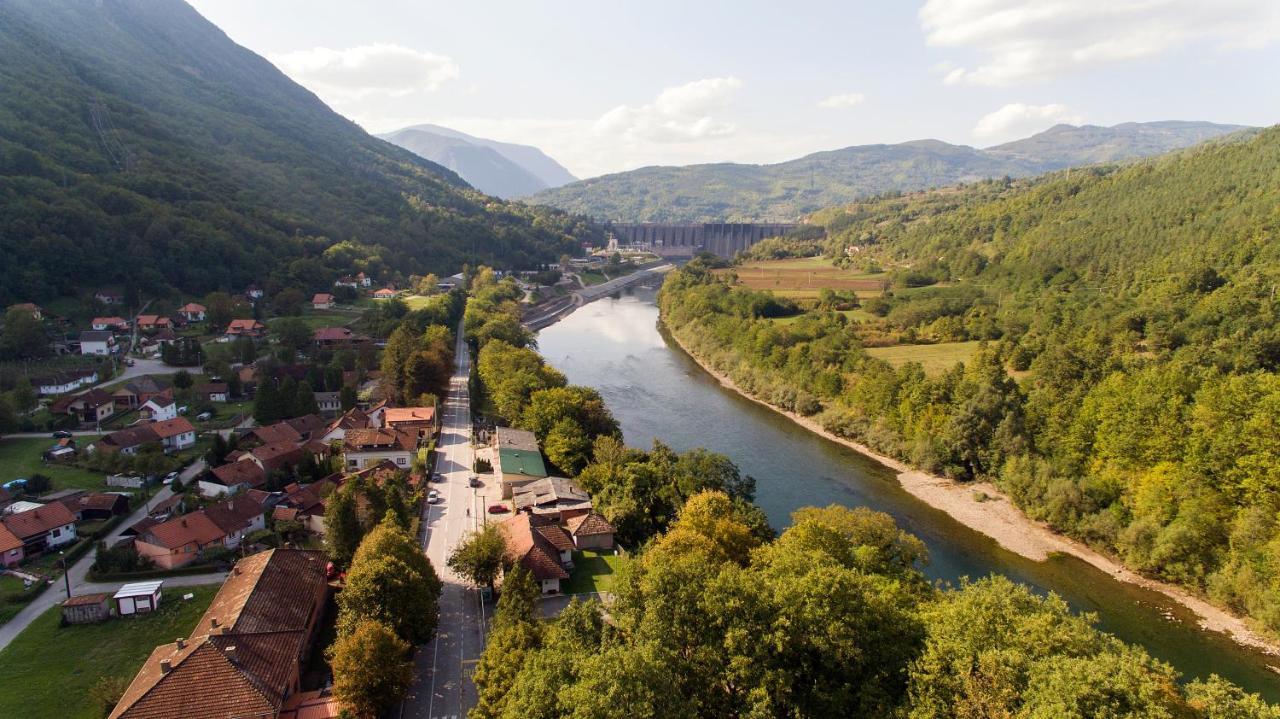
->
177 405 189 415
468 475 481 488
431 473 444 483
196 411 213 421
123 358 135 367
427 489 441 504
487 503 510 514
164 471 179 485
51 430 73 439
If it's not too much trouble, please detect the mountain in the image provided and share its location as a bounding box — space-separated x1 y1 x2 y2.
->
0 0 599 305
380 124 577 199
529 121 1248 223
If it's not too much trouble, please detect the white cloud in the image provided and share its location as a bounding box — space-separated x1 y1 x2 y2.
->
592 77 743 143
920 0 1280 85
817 92 866 109
972 102 1084 142
269 43 459 99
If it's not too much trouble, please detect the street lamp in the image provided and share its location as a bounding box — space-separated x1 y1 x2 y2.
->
59 550 70 599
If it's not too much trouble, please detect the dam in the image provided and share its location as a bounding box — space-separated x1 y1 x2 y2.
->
607 222 802 258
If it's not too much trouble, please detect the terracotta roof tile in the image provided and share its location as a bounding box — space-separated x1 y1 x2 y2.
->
141 511 225 550
566 512 616 537
1 502 77 540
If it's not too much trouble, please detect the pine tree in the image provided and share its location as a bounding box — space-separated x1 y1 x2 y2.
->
252 379 282 424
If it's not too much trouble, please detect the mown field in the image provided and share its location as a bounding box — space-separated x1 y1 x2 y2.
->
0 585 218 719
864 341 983 375
0 436 106 492
721 257 889 298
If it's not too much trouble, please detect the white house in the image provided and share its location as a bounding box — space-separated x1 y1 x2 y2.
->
150 418 197 452
342 428 416 470
35 370 99 396
139 398 178 421
311 293 335 310
178 303 206 322
79 330 116 356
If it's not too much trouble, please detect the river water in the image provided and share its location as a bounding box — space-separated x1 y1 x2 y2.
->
536 286 1280 700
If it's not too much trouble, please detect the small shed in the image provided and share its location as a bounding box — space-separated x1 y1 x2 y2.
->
62 593 112 624
113 580 163 616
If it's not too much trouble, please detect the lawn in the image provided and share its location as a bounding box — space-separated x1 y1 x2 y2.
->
403 294 446 310
865 340 983 375
578 270 608 286
266 310 356 332
192 400 251 431
0 436 108 492
0 585 218 719
564 549 622 595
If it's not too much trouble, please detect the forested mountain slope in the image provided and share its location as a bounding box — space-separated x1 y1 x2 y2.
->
530 121 1247 222
0 0 598 305
660 125 1280 636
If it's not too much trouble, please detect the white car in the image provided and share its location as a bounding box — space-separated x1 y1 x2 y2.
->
427 489 441 504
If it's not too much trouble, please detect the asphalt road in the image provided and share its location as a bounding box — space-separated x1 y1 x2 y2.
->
400 321 485 719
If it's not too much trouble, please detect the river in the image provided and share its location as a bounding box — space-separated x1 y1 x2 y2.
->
536 285 1280 701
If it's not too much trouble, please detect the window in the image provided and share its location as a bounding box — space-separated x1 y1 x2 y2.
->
51 528 60 538
395 457 407 466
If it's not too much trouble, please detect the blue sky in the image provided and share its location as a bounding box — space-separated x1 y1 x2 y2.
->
188 0 1280 178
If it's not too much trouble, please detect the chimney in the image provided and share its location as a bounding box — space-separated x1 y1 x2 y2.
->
221 626 232 635
210 617 219 629
160 659 172 674
175 638 185 649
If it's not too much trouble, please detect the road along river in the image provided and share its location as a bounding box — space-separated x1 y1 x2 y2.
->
536 285 1280 701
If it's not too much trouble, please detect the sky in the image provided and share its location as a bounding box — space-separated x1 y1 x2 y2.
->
187 0 1280 179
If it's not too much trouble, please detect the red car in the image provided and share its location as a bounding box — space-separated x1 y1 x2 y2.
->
487 504 510 514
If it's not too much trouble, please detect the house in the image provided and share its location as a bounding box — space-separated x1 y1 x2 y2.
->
565 512 616 550
372 287 397 300
92 316 129 332
114 580 163 615
0 502 77 555
273 477 339 536
108 549 330 719
80 330 116 356
437 273 465 291
63 592 112 624
513 477 592 520
38 488 88 515
202 461 266 497
383 406 439 439
342 428 417 470
312 327 368 349
494 427 548 498
356 271 373 288
178 303 207 322
113 376 170 409
34 368 99 396
225 318 266 339
135 315 173 332
319 407 371 442
499 513 571 595
139 397 178 421
333 276 358 289
203 495 267 549
95 290 123 305
314 392 341 417
311 293 335 310
77 493 131 520
97 425 162 455
245 284 265 300
196 382 229 402
0 524 23 567
135 511 226 569
150 417 197 452
8 302 42 320
64 389 117 424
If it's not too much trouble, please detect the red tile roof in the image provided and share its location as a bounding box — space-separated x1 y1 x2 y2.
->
1 502 77 541
383 407 436 426
343 428 416 452
100 425 161 451
248 422 302 446
179 303 206 313
312 327 353 342
566 512 616 538
0 524 23 554
311 294 334 304
203 495 264 535
64 592 111 607
140 512 225 550
149 417 195 439
499 513 569 581
210 461 266 489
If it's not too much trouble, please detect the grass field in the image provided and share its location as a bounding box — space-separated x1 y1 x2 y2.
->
266 310 356 332
770 308 877 325
564 549 622 595
865 341 983 375
0 436 108 492
0 585 218 719
722 257 889 295
403 294 446 310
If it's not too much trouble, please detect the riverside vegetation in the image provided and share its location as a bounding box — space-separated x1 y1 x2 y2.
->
658 125 1280 641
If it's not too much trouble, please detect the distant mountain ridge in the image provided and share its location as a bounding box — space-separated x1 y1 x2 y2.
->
529 121 1250 223
380 124 577 199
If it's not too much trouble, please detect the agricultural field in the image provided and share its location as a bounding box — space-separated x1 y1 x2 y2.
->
864 340 983 375
0 585 218 719
721 257 889 298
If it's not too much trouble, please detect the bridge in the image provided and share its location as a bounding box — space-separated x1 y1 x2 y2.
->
523 262 674 330
607 222 802 259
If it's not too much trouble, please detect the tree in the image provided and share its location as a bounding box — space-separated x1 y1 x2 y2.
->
327 619 414 719
278 376 299 418
0 306 47 359
339 384 357 411
172 370 193 391
447 524 507 591
272 288 306 316
275 316 311 354
9 379 36 414
471 566 542 719
337 515 443 643
324 485 364 569
292 380 319 417
203 291 236 330
252 379 283 424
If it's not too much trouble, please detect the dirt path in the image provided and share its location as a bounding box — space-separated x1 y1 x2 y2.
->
666 327 1280 658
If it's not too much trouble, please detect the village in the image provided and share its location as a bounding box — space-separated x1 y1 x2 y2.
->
0 258 640 718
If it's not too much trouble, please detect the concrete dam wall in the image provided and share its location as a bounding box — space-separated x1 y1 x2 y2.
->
608 222 802 258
